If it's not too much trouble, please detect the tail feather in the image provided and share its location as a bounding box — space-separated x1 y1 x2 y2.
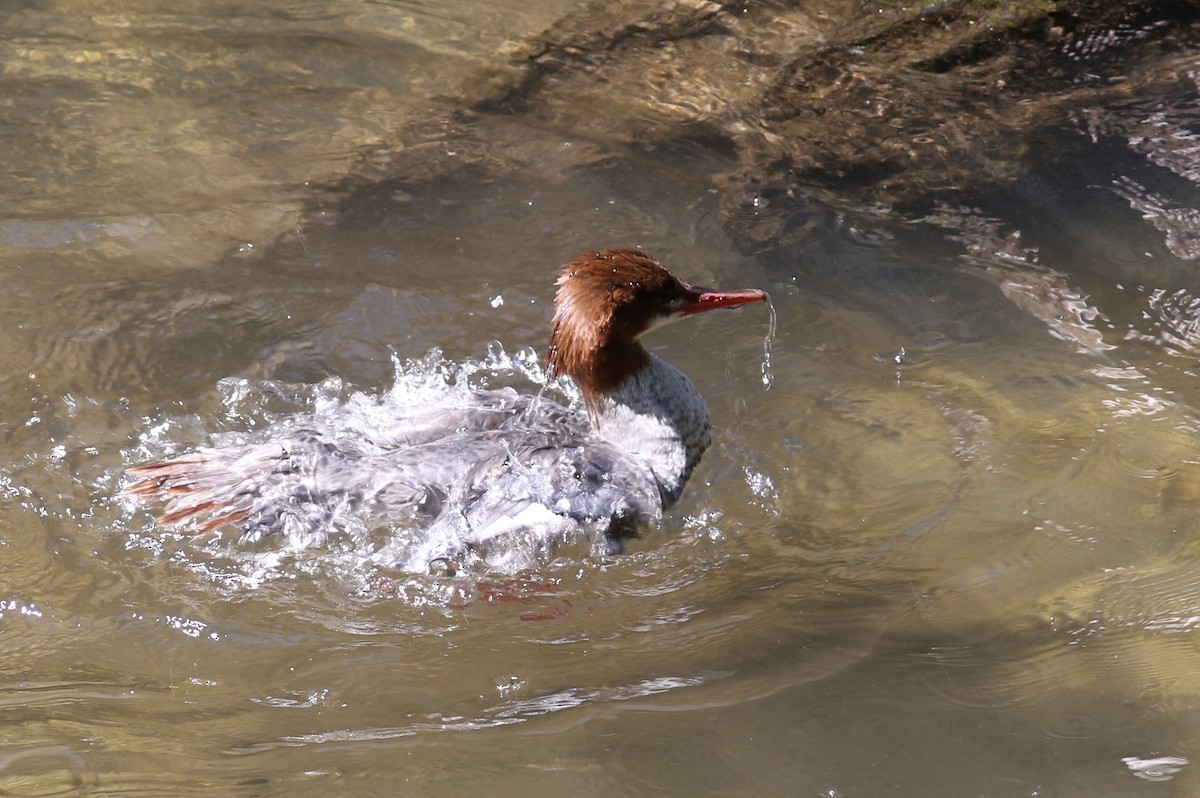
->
123 445 292 534
123 436 436 536
157 500 250 531
125 456 207 490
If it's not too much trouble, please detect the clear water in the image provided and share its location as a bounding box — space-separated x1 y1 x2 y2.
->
4 1 1200 795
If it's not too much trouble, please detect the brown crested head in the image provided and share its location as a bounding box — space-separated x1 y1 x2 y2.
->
547 248 765 410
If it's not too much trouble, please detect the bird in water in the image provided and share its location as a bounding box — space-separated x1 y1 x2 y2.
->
124 248 766 572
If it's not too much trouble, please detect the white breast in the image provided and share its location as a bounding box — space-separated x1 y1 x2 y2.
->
592 355 713 507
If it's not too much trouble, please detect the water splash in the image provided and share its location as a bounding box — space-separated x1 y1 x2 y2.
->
760 294 777 389
123 344 589 593
1122 755 1188 783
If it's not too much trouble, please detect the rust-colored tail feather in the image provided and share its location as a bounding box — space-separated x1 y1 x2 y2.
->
123 454 244 533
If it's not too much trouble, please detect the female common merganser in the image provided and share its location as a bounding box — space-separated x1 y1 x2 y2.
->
124 248 766 572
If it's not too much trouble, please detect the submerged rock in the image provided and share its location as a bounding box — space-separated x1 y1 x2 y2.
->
330 0 1200 251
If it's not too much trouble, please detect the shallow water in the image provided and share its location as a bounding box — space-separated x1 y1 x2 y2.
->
5 1 1200 796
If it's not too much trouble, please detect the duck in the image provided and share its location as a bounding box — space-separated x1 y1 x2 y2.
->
123 248 766 571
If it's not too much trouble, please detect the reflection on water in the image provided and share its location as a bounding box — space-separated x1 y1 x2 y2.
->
1112 176 1200 261
5 1 1200 796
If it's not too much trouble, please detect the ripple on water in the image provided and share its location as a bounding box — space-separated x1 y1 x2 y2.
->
1122 755 1190 783
901 621 1153 753
874 313 1001 372
764 377 974 562
1110 177 1200 261
1034 548 1200 721
227 670 719 756
110 341 787 629
0 745 95 797
1126 284 1200 358
1047 553 1200 640
4 328 790 691
1107 437 1179 480
908 630 1082 711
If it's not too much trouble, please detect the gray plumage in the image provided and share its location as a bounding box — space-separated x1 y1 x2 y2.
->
124 248 763 571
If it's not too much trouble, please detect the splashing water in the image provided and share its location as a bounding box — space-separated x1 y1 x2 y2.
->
123 344 593 595
760 294 777 389
121 317 776 603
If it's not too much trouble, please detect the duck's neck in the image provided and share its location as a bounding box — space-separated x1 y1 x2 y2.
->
589 355 713 507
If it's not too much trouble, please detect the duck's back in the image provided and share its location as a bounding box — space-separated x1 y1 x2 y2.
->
124 388 664 560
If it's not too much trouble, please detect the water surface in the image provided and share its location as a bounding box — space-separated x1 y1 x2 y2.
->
4 2 1200 796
